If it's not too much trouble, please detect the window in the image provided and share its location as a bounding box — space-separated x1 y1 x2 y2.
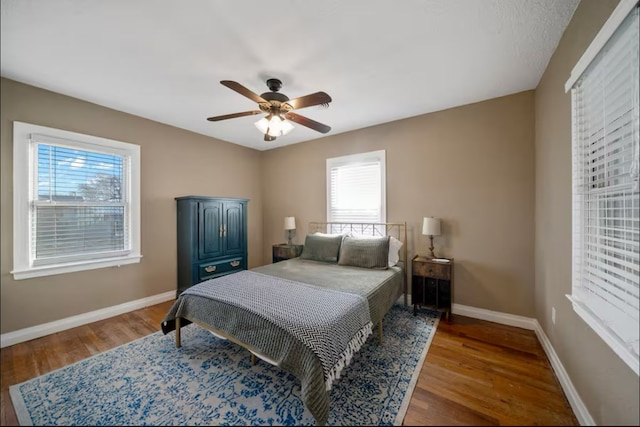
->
12 122 141 280
565 1 639 375
326 150 386 232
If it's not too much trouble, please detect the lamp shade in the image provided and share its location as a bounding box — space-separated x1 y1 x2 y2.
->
422 217 441 236
284 216 296 230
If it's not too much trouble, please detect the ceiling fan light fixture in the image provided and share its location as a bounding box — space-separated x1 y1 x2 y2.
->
279 118 294 135
210 79 331 138
254 115 294 137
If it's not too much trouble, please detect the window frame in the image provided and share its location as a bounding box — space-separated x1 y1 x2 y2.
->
326 150 386 226
12 122 142 280
565 0 640 376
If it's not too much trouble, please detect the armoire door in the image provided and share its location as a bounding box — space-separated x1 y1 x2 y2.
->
223 201 245 256
198 201 224 260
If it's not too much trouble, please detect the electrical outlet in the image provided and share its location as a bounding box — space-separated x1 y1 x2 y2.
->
552 307 556 325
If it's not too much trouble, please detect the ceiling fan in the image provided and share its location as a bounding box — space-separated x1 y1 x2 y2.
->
207 78 332 142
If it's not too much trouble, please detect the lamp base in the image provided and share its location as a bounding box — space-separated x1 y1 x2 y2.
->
287 230 294 246
428 235 436 258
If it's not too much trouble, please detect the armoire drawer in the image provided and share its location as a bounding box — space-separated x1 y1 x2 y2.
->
198 257 244 281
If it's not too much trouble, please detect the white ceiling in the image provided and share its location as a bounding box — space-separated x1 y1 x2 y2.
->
0 0 579 151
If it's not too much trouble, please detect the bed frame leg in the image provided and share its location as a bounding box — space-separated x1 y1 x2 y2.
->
251 353 256 366
378 320 383 345
175 317 181 348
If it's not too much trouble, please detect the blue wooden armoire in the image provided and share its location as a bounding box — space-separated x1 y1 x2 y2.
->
175 196 248 297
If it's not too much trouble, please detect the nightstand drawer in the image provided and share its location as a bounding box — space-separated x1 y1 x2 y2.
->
413 261 451 280
272 244 304 263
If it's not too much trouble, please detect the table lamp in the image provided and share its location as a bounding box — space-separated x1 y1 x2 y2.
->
422 217 441 258
284 216 296 246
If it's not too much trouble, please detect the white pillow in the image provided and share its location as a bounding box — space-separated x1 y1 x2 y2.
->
348 233 403 267
388 236 403 267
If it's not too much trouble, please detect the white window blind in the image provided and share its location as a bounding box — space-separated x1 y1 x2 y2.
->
12 122 141 280
33 135 129 264
326 150 386 225
567 3 639 374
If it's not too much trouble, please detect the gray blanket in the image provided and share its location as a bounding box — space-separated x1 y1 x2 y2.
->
181 270 372 390
162 259 404 424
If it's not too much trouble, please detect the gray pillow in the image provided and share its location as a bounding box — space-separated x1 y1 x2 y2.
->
300 233 344 263
338 235 390 269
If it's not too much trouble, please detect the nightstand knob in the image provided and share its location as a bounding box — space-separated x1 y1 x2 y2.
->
429 269 434 274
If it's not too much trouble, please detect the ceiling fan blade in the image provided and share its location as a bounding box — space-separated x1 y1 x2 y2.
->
284 112 331 134
207 110 262 122
284 92 332 110
220 80 268 104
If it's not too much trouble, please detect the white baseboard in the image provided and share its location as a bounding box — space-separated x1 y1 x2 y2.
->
531 319 595 426
452 303 538 330
0 290 175 348
452 303 593 426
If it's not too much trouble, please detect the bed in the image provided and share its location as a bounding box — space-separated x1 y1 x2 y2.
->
161 221 408 425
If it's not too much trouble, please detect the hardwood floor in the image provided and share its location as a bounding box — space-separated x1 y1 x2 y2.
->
0 301 578 426
403 313 578 426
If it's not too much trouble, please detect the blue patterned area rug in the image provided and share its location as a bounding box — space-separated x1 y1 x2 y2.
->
10 303 439 426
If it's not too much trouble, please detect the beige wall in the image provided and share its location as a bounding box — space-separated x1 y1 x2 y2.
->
5 82 534 328
535 0 639 425
262 91 536 317
0 78 264 333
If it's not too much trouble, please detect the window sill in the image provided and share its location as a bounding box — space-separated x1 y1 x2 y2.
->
566 294 639 376
11 254 143 280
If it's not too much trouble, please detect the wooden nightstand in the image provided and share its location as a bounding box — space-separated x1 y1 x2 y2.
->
412 255 454 320
272 243 303 263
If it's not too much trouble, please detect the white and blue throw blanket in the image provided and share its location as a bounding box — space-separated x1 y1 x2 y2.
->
182 270 373 391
